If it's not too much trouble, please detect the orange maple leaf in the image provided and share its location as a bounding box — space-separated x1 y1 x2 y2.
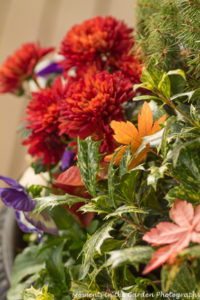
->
142 199 200 274
104 102 166 169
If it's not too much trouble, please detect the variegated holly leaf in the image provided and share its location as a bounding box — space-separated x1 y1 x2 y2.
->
107 246 154 269
77 137 102 197
104 205 147 219
147 165 168 190
22 286 54 300
34 194 87 214
80 220 114 279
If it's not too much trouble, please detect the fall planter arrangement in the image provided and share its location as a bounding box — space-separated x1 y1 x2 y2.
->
1 1 200 299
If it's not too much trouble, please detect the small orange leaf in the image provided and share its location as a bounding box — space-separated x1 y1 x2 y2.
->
104 146 128 165
151 114 166 135
138 102 153 137
111 120 140 145
128 148 148 170
106 102 166 169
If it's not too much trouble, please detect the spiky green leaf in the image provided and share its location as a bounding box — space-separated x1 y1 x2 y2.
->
147 165 168 190
34 194 87 214
77 137 102 197
80 221 114 279
104 205 147 219
22 286 54 300
107 246 154 269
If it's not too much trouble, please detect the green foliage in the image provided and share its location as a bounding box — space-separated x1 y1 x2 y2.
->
80 220 114 279
31 157 48 174
107 246 154 269
136 0 200 88
104 205 147 219
161 263 197 295
8 230 84 300
77 137 102 197
7 246 49 300
22 286 54 300
134 66 185 101
34 194 87 214
119 145 132 176
147 165 168 190
120 168 142 203
166 139 200 204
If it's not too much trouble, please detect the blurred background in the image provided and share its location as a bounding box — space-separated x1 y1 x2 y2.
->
0 0 137 181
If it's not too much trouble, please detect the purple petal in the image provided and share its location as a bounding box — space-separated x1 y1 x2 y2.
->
25 211 58 235
61 148 75 170
36 62 63 77
0 175 23 191
15 211 40 234
0 188 36 211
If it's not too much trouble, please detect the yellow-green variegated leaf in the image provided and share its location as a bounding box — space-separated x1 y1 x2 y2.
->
161 263 196 294
22 286 54 300
80 220 114 279
107 246 154 269
77 137 102 197
104 205 147 219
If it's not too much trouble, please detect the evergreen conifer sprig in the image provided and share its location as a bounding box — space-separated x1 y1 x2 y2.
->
136 0 200 88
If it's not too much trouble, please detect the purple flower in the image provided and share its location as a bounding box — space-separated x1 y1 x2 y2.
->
36 62 63 77
61 148 75 170
0 175 36 211
25 211 58 235
15 211 40 234
16 210 58 235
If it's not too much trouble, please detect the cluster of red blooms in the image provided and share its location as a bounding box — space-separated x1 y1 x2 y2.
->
0 42 54 94
60 16 142 83
23 78 67 166
0 16 142 166
59 71 134 153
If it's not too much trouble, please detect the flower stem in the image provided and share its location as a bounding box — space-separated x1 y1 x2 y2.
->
168 99 200 129
156 91 200 129
121 216 147 233
33 76 41 90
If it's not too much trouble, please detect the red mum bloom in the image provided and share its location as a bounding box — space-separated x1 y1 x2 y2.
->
60 16 142 83
114 53 142 84
23 77 67 166
0 42 54 94
59 71 134 153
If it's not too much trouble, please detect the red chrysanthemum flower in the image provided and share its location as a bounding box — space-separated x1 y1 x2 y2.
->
59 16 142 83
23 77 67 166
0 42 54 94
59 71 134 153
114 53 142 84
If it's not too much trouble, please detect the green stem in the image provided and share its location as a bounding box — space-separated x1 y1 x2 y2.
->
121 216 147 233
156 91 200 129
168 99 200 129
